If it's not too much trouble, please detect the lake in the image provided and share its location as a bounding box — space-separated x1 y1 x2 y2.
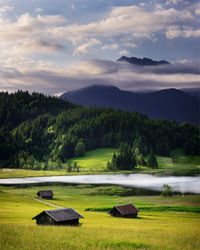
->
0 174 199 193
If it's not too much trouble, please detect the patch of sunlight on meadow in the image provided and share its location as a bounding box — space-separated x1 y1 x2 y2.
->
70 148 116 171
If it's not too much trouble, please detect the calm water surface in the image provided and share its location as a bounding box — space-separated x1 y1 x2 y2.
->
0 174 199 194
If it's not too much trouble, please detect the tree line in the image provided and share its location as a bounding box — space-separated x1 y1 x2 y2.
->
107 142 158 170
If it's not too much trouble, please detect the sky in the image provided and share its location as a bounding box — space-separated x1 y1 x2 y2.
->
0 0 200 95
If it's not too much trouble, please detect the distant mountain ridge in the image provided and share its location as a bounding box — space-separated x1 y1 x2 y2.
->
117 56 170 66
61 85 199 124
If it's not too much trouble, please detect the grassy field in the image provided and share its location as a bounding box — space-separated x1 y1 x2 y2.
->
0 148 199 179
0 184 199 249
155 149 200 175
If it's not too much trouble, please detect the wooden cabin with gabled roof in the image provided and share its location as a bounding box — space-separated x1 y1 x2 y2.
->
37 190 54 199
32 208 84 226
108 203 139 218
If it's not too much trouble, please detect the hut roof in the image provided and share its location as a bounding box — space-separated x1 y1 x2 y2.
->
110 203 139 215
32 208 84 222
37 190 54 196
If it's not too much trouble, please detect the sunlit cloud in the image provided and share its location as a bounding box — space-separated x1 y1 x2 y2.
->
101 43 119 50
166 26 200 39
73 38 101 56
119 50 130 56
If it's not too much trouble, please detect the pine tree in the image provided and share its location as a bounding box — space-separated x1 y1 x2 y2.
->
147 151 158 169
108 142 136 170
136 153 146 166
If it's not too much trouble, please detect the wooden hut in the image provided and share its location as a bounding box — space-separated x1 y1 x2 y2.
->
108 203 139 218
37 190 54 199
32 208 84 226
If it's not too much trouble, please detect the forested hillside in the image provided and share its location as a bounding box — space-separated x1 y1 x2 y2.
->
0 91 199 170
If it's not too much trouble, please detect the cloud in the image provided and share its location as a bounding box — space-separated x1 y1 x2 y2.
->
119 50 130 56
0 5 13 14
59 6 162 42
0 3 199 61
166 26 200 38
101 43 119 50
165 0 183 5
0 58 199 95
73 38 101 56
35 8 43 13
0 13 66 41
0 12 67 62
46 4 199 53
121 60 200 76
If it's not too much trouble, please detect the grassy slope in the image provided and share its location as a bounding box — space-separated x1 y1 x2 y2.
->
0 148 199 178
70 148 116 172
0 185 199 249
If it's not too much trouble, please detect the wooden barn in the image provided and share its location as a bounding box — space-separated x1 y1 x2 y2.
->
108 203 139 218
37 190 54 199
32 208 84 226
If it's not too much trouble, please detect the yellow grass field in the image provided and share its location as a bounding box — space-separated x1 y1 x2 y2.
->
0 185 199 249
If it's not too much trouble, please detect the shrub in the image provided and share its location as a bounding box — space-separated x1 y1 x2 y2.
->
75 142 86 157
161 184 173 196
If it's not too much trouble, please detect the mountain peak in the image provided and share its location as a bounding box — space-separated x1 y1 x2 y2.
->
117 56 170 66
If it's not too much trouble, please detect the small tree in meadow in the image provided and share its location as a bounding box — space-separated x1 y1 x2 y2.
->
161 184 173 196
67 161 72 172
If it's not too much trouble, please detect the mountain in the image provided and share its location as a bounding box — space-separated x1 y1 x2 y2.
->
181 88 200 99
117 56 170 66
61 85 199 124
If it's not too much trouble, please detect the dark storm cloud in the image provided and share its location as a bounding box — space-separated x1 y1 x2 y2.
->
132 62 200 75
37 39 66 51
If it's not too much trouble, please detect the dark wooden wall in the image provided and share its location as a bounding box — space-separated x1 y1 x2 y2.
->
110 207 138 218
36 214 79 226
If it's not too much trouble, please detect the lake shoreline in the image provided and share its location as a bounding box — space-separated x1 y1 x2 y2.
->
0 167 199 180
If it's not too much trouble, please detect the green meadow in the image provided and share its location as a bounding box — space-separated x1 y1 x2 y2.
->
1 148 199 178
0 185 199 249
70 148 116 172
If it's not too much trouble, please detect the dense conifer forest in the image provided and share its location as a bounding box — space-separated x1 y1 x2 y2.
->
0 91 199 170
